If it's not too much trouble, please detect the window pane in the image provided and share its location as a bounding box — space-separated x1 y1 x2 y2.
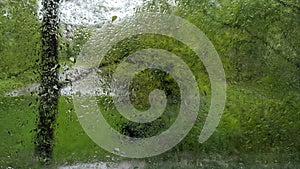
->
1 0 299 168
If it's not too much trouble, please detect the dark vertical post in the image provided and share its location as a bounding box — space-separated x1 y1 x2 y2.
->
35 0 60 164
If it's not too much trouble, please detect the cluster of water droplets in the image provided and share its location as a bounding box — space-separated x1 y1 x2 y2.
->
37 0 178 26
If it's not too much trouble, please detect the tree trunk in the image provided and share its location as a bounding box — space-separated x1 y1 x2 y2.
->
34 0 60 164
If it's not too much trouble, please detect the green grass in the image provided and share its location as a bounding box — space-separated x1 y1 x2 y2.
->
0 96 117 168
0 84 299 168
53 96 116 165
0 96 37 168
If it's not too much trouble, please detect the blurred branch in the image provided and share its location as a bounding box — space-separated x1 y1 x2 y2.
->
275 0 300 11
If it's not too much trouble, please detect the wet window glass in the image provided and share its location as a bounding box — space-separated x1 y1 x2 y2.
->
1 0 299 168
